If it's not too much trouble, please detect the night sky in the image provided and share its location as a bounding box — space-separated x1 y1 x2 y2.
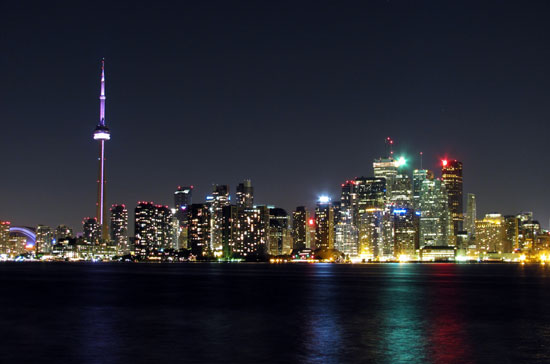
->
2 1 549 233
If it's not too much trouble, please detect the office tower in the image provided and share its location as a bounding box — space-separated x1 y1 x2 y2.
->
465 193 476 238
210 184 230 254
441 159 463 235
475 214 506 252
419 179 450 247
315 197 334 250
134 202 174 258
174 186 193 210
55 225 73 242
220 205 238 258
517 214 540 251
412 169 434 210
174 186 193 224
504 215 519 252
292 206 309 251
391 174 412 207
35 225 53 254
334 208 358 257
110 204 129 254
354 177 385 258
92 60 111 241
393 208 417 258
373 157 398 197
236 180 254 208
187 203 211 256
235 205 270 259
267 208 292 256
0 221 10 255
82 217 101 245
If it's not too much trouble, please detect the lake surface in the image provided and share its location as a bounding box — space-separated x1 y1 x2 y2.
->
1 262 550 363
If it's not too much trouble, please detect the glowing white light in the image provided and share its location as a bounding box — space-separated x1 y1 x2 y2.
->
94 132 111 140
318 196 330 203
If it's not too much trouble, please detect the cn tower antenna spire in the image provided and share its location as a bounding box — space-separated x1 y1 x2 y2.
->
100 58 106 126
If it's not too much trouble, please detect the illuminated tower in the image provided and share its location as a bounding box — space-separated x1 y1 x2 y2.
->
93 59 111 241
441 159 463 236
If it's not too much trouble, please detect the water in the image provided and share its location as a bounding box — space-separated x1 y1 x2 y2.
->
2 262 550 364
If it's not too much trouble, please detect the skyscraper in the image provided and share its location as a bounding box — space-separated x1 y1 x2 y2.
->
36 225 53 254
187 203 211 256
465 193 476 238
267 208 292 256
93 60 111 241
292 206 309 251
236 180 254 208
134 202 174 259
441 159 463 235
315 197 334 250
174 186 193 210
475 213 506 253
82 217 101 245
110 204 129 254
412 169 434 210
419 179 450 247
210 184 230 254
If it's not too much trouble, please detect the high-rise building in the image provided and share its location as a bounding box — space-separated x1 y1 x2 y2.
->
234 205 269 259
504 215 519 252
210 185 230 254
236 180 254 208
412 169 434 210
373 157 398 198
441 159 463 235
187 203 211 256
392 208 417 258
292 206 309 251
92 59 111 241
55 225 73 242
391 174 412 207
174 186 193 210
0 221 10 255
36 225 53 254
475 214 506 253
267 208 292 256
315 197 334 250
82 217 100 245
110 204 129 254
134 202 174 258
419 179 450 247
334 208 358 257
465 193 476 239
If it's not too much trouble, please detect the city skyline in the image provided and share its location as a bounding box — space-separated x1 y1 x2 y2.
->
2 1 550 232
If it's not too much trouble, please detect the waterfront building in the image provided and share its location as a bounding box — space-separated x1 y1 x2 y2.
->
234 205 269 259
292 206 309 251
110 204 129 254
475 213 506 253
315 197 334 250
335 208 358 257
210 184 230 254
187 203 211 256
82 217 100 245
55 225 73 242
504 215 519 252
267 208 292 256
392 208 417 258
36 225 53 254
134 202 174 259
465 193 476 239
0 221 11 255
419 179 450 247
441 159 463 235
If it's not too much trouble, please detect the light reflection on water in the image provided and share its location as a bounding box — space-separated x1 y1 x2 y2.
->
2 263 550 363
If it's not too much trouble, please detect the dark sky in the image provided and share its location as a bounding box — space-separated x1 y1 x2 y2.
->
1 0 549 233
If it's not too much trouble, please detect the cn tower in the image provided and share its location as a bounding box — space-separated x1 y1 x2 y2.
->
93 59 110 241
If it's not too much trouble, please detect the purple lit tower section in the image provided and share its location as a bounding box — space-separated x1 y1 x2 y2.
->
93 59 110 241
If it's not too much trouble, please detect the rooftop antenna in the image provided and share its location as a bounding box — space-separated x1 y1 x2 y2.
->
420 152 423 169
385 137 394 158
